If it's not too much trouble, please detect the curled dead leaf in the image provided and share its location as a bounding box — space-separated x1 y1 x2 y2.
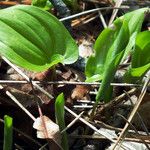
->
33 116 61 145
71 85 91 100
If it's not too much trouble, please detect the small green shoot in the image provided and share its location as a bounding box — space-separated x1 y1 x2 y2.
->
3 115 13 150
55 93 68 150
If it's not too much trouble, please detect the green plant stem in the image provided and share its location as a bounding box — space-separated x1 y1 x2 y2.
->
85 82 114 135
55 93 69 150
96 79 113 103
88 61 121 123
3 115 13 150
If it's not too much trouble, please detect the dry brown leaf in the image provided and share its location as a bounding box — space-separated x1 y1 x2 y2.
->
33 116 61 145
71 85 91 100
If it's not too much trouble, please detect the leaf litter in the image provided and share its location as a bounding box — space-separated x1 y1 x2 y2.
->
0 1 150 150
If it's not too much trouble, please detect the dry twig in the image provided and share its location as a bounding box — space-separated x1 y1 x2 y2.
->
124 90 149 135
0 80 144 87
64 106 134 149
0 85 36 121
112 75 150 150
108 0 123 26
2 57 54 100
60 6 129 22
117 113 150 150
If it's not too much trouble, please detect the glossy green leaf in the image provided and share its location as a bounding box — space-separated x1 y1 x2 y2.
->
55 93 68 150
96 48 126 102
121 8 148 62
85 28 116 82
86 18 130 81
0 5 78 72
3 115 13 150
95 19 129 102
130 64 150 77
124 31 150 83
132 31 150 67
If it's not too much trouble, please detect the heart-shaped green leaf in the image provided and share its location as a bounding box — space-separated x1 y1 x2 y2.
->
0 5 78 72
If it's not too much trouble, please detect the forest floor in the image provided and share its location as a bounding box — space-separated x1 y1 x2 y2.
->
0 0 150 149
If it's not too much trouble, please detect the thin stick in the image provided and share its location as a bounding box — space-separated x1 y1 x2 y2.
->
95 4 107 28
73 105 93 108
69 135 150 144
108 0 123 26
80 14 99 25
0 85 36 121
72 13 98 27
124 90 149 135
29 78 49 139
2 57 54 100
117 114 150 150
60 6 129 22
39 143 48 150
64 106 135 150
14 144 24 150
101 88 137 112
61 111 84 133
112 75 150 150
0 80 145 87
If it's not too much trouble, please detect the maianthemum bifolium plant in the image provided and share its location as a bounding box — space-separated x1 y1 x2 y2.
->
85 8 150 104
0 5 77 149
0 5 78 72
